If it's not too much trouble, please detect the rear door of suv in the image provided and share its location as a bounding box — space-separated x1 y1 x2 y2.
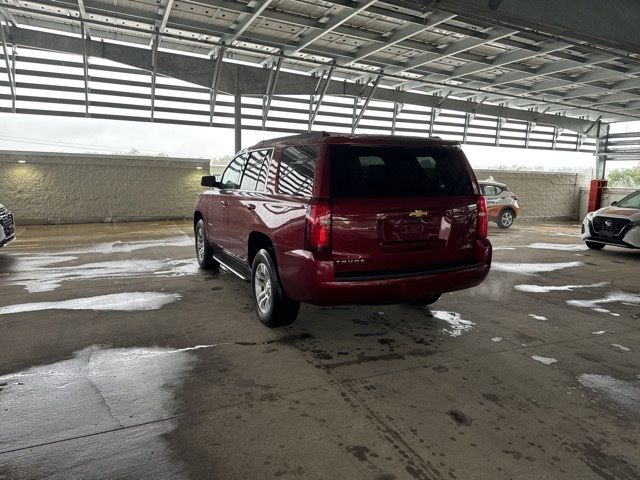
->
328 144 481 279
223 149 273 262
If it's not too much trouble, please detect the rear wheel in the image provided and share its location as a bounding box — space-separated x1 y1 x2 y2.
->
585 241 605 250
498 209 515 229
251 249 300 327
406 294 441 307
195 219 219 270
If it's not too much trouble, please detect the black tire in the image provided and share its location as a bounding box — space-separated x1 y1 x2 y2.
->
406 294 441 307
195 219 219 270
497 209 515 229
251 249 300 327
585 241 605 251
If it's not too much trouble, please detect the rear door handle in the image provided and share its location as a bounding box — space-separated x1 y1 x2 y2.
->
246 204 256 211
220 200 229 207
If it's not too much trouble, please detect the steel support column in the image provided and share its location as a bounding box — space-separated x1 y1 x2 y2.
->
308 65 334 132
391 102 403 135
209 46 225 126
495 117 505 146
0 22 15 113
595 121 610 179
262 56 282 129
429 108 439 137
235 93 242 152
462 113 470 143
352 74 381 133
80 20 90 117
150 32 159 121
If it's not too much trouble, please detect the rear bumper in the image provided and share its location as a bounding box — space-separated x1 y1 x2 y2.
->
581 218 640 249
277 240 492 305
0 233 15 247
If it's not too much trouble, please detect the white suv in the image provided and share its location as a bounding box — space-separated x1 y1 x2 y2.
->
0 204 16 247
479 180 521 229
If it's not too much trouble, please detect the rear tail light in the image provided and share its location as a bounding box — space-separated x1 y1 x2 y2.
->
511 195 519 201
305 200 332 252
476 194 488 239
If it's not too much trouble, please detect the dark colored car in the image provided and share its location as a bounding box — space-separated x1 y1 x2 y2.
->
194 133 492 327
0 204 16 247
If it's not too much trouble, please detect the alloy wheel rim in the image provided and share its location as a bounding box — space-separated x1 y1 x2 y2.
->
197 226 205 261
502 212 513 226
254 263 272 315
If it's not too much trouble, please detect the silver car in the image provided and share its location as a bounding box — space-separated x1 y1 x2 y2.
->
581 190 640 250
0 203 16 247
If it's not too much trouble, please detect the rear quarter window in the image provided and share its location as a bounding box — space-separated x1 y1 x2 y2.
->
277 145 319 197
330 145 474 198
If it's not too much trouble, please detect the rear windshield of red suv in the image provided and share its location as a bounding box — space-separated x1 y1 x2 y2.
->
329 145 474 198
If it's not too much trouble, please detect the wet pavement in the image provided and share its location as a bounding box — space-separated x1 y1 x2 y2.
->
0 220 638 480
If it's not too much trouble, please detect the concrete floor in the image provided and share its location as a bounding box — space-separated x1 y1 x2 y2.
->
0 220 638 480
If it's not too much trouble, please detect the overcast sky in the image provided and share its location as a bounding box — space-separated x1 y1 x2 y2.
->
0 112 605 173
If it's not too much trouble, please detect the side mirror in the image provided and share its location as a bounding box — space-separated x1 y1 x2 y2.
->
611 201 618 206
201 175 218 188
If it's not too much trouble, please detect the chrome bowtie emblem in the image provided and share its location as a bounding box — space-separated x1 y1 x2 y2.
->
604 219 613 227
409 210 427 218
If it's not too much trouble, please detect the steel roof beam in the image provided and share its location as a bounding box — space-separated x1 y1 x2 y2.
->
560 78 640 101
339 11 455 66
405 39 571 86
283 0 377 56
157 0 176 32
413 0 640 55
0 6 18 28
384 26 517 75
463 53 618 89
221 0 272 45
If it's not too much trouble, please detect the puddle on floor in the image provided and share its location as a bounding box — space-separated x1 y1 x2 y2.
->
567 292 640 315
428 310 475 337
3 257 198 292
492 261 583 275
515 282 608 293
577 374 640 411
12 237 194 256
0 292 181 315
0 344 211 478
527 243 588 252
531 355 558 366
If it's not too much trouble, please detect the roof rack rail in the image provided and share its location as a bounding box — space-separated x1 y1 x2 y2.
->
252 131 331 149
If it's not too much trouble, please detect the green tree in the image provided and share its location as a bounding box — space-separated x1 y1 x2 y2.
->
608 166 640 187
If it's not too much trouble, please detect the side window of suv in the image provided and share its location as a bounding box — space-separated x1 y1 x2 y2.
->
220 153 248 189
278 145 319 196
240 150 272 191
484 185 502 196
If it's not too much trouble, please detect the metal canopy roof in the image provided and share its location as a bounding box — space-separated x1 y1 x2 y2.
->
1 0 639 142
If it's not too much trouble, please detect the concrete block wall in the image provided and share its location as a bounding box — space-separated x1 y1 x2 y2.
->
475 169 586 219
0 151 590 224
578 186 637 220
0 152 209 224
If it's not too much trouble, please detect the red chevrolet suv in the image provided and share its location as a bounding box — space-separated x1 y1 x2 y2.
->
194 133 491 327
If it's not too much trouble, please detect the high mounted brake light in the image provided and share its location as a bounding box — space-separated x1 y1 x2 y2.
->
305 201 332 252
476 195 488 239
